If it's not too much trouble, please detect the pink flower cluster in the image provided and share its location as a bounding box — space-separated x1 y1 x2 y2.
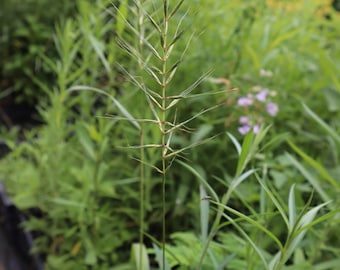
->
237 88 279 135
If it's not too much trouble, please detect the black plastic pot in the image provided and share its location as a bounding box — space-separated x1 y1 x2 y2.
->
0 181 44 270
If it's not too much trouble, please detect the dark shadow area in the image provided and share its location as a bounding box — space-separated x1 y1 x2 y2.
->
0 182 44 270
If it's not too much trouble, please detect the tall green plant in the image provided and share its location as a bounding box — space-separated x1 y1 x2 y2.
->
0 1 142 269
111 0 223 268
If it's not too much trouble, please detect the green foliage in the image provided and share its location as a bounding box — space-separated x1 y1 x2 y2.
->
0 0 76 104
0 1 140 269
0 0 340 269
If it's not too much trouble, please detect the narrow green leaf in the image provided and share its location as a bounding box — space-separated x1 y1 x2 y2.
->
152 244 171 270
212 201 283 251
296 208 337 231
164 0 168 18
76 126 96 160
112 177 139 186
88 34 111 74
253 125 271 148
110 4 140 38
145 66 162 85
218 210 270 270
144 39 162 60
69 86 141 130
285 202 330 264
268 252 281 270
131 243 150 270
314 259 340 270
24 68 51 95
166 104 221 134
39 53 58 73
116 37 143 64
303 103 340 145
165 64 178 84
167 30 184 48
268 28 300 50
191 124 213 144
177 160 219 202
167 70 212 109
226 132 242 156
288 184 296 232
216 254 236 270
164 114 176 156
235 130 254 176
84 237 97 265
144 232 181 264
116 63 163 105
288 140 340 189
65 63 88 85
297 202 330 231
285 153 331 203
151 65 163 75
256 176 289 229
146 13 161 33
165 135 218 159
236 125 270 177
324 87 340 112
200 184 209 242
167 60 181 74
169 0 185 19
229 169 256 193
116 0 129 36
145 94 162 125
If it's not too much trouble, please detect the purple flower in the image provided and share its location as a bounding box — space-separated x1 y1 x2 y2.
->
239 116 250 124
253 124 260 134
255 89 269 102
237 96 253 106
238 124 251 135
266 102 279 116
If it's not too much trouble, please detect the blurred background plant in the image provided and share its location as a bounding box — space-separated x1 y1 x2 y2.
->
0 0 339 269
1 0 143 269
0 0 75 104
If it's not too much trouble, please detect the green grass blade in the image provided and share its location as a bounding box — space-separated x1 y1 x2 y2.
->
302 103 340 146
68 85 141 130
116 0 129 36
235 130 254 176
256 176 289 229
288 140 340 190
152 244 171 270
211 201 283 251
235 125 270 177
230 169 257 193
218 210 270 270
285 202 330 264
131 243 150 270
226 132 242 156
200 184 209 243
88 34 111 74
285 153 332 203
288 184 296 232
177 160 219 202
